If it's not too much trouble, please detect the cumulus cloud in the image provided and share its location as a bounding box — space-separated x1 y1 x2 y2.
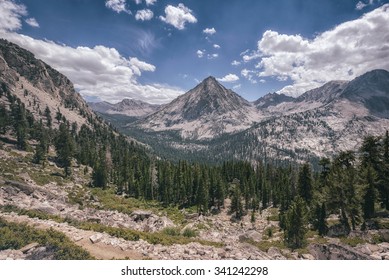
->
218 74 239 82
248 4 389 96
105 0 130 14
145 0 157 5
203 27 216 35
0 0 27 31
213 44 220 49
231 60 241 66
159 3 197 30
25 18 39 28
196 50 204 58
241 69 258 84
135 9 153 21
1 32 182 103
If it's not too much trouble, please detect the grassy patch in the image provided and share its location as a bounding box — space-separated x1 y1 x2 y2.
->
249 239 287 252
340 236 366 247
182 228 198 238
89 188 187 225
0 217 93 260
267 208 279 221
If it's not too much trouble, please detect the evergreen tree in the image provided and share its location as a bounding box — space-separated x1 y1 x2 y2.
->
362 165 378 220
317 202 328 236
0 104 8 134
298 163 313 204
12 101 29 150
54 123 74 177
284 197 308 249
33 126 48 165
44 106 52 127
230 182 244 220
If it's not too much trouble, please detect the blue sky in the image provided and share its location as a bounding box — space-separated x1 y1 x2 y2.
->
1 0 389 103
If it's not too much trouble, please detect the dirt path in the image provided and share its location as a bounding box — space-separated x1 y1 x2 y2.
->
0 212 144 260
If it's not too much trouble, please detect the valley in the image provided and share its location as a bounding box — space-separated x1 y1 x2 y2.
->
1 39 389 261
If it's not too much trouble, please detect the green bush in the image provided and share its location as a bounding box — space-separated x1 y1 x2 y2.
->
182 228 198 238
0 218 93 259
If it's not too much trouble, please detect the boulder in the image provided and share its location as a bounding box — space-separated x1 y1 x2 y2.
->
130 210 152 221
378 230 389 242
327 223 350 237
20 243 39 253
32 205 58 215
309 243 373 260
5 180 34 195
238 230 262 243
89 233 103 244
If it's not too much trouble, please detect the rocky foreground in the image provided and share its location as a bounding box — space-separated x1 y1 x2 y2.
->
1 146 389 260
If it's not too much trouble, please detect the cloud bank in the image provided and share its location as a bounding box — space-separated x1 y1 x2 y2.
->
245 4 389 96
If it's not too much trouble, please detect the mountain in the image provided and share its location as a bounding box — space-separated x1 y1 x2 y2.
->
253 92 295 109
341 69 389 116
0 39 94 128
135 76 260 139
88 98 161 118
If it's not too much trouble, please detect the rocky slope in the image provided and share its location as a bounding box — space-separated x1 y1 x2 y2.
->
0 39 95 129
135 76 261 140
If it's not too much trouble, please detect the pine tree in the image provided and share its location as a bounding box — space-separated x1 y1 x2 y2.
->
0 104 8 134
317 203 328 236
284 197 308 249
33 126 48 165
230 183 244 220
44 106 52 128
298 163 313 204
54 123 74 177
362 165 377 220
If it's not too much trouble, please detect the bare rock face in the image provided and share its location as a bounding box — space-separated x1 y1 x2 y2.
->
309 243 373 260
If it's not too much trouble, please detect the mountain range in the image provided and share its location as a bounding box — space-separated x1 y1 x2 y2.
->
108 69 389 163
2 37 388 164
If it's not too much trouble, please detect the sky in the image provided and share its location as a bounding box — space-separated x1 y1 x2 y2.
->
0 0 389 104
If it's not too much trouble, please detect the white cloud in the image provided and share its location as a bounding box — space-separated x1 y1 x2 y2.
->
356 0 375 10
159 3 197 30
25 18 39 28
218 74 239 83
196 50 204 58
0 33 182 104
231 60 241 66
145 0 157 6
213 44 220 49
241 69 258 84
203 27 216 35
0 0 27 31
248 4 389 96
135 9 154 21
105 0 130 14
134 0 142 4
